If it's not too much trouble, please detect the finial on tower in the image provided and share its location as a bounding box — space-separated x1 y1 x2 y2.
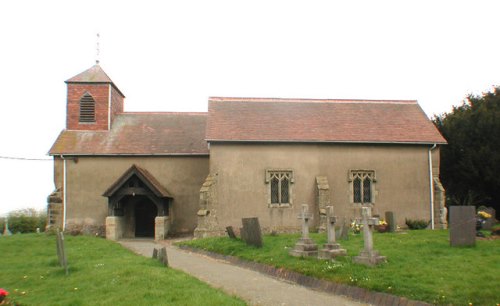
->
95 33 100 65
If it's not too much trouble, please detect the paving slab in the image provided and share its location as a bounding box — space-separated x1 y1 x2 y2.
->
119 239 368 306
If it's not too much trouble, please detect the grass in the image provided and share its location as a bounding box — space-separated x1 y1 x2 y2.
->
0 234 246 306
179 230 500 305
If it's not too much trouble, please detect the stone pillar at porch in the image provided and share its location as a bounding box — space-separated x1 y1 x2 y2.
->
106 216 125 241
155 216 170 241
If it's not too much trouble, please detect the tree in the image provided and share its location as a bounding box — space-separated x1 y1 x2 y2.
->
433 87 500 217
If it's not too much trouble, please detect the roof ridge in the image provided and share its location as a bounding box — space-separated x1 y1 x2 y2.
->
208 97 417 104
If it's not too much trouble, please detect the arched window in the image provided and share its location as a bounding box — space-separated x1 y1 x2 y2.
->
350 170 375 204
79 93 96 123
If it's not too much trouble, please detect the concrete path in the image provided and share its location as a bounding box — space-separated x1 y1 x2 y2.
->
119 239 368 306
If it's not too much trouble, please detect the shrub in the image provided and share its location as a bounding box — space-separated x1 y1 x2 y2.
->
405 218 429 230
491 224 500 236
4 208 47 233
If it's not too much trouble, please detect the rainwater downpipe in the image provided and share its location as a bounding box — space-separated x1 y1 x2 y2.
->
428 144 437 230
61 155 67 231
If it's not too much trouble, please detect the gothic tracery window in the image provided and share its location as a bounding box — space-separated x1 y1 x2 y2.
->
350 170 375 204
266 170 293 207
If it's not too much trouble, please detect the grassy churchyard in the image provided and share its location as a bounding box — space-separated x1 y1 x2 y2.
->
0 234 245 306
180 230 499 306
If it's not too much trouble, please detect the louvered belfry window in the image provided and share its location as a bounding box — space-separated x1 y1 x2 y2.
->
79 93 96 123
267 170 293 206
350 170 375 204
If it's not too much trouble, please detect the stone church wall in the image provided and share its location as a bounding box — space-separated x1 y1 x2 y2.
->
207 143 439 233
53 156 208 235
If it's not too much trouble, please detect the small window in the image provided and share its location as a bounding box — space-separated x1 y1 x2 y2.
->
79 93 96 123
266 170 293 207
349 170 375 204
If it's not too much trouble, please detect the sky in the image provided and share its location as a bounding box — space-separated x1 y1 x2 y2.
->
0 0 499 217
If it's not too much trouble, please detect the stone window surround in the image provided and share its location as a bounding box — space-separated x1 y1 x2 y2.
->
265 169 294 208
348 170 377 205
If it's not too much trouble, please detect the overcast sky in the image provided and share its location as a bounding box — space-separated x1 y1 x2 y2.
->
1 0 499 217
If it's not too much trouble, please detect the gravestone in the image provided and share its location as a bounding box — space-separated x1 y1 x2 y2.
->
157 247 169 266
56 229 69 275
152 248 158 259
226 226 237 239
450 206 476 247
353 206 386 266
385 211 397 232
318 206 346 259
289 204 318 257
241 218 263 248
338 218 349 240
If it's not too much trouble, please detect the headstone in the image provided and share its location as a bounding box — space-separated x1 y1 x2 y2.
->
3 219 12 236
450 206 476 247
241 218 263 248
353 206 386 266
289 204 318 257
226 226 237 239
152 248 158 259
157 247 169 267
385 211 397 232
338 218 349 240
56 229 69 275
318 206 346 259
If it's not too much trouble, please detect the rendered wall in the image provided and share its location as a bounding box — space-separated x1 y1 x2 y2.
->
54 156 208 234
208 143 440 232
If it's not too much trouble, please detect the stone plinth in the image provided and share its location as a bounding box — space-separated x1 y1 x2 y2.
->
353 250 386 266
155 216 170 241
289 238 319 257
106 216 124 241
318 243 347 259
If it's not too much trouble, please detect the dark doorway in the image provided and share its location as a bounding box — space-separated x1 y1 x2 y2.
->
134 199 157 237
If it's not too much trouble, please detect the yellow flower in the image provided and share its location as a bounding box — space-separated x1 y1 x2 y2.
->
478 211 492 219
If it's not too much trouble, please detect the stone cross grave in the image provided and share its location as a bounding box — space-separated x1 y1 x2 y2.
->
319 206 346 259
353 206 386 266
289 204 318 257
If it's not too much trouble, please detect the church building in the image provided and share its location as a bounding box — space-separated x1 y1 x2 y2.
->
47 64 447 240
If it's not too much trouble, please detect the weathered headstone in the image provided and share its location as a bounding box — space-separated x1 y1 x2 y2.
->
385 211 397 232
56 229 69 275
450 206 476 247
241 218 263 248
157 247 169 266
319 206 346 259
152 248 158 259
353 206 386 266
338 218 349 240
289 204 318 257
226 226 237 239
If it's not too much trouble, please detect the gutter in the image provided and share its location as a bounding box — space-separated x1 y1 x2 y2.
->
428 144 437 230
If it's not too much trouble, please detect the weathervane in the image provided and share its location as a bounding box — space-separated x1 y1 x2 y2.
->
96 33 100 65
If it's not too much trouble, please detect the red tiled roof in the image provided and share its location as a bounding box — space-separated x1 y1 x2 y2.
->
206 97 447 144
49 112 209 155
66 64 125 97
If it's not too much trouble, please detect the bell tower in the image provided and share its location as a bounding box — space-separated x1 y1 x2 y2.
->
65 64 124 130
